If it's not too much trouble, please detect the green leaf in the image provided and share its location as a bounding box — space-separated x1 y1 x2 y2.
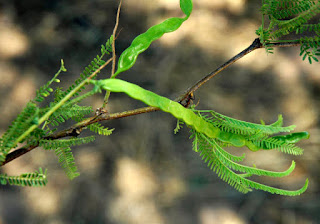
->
54 147 79 180
88 123 114 136
39 136 95 150
0 102 40 163
0 168 48 187
303 53 307 60
312 56 319 62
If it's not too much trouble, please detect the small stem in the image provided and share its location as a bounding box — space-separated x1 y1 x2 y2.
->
176 38 262 103
261 0 265 30
102 91 111 108
103 0 122 108
270 39 300 43
111 0 122 77
176 38 303 103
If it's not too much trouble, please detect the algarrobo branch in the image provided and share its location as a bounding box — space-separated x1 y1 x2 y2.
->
1 38 301 166
176 38 300 103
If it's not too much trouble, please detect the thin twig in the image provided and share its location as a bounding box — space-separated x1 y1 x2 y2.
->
111 0 122 76
175 39 301 103
268 41 301 48
89 58 113 80
102 0 122 108
175 38 262 103
2 107 159 166
1 39 302 166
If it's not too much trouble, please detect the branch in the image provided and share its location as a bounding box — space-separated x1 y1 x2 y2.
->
1 38 302 166
103 0 122 108
1 107 159 166
176 38 301 103
111 0 122 77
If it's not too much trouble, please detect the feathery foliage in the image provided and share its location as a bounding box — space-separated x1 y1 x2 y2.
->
191 131 308 195
47 105 93 126
257 0 320 63
88 123 114 136
0 168 48 187
0 102 40 163
0 35 114 184
196 135 308 195
54 147 79 180
187 110 308 195
39 136 96 150
58 35 113 100
33 60 66 103
195 110 295 136
39 137 96 179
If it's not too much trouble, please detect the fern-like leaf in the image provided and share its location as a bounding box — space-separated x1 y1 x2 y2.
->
58 35 113 100
174 120 184 134
0 168 48 187
0 103 40 163
258 0 320 63
101 35 113 55
88 123 114 136
54 147 79 180
299 37 320 64
273 3 320 38
198 142 251 193
192 132 308 195
190 129 245 162
33 59 66 103
195 110 295 137
48 104 93 126
263 0 316 20
251 137 304 155
296 24 320 34
26 128 47 146
39 136 95 150
199 132 296 177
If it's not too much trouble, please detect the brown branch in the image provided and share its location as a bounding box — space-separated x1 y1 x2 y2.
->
176 39 302 103
268 41 301 48
1 107 159 166
90 58 113 80
102 0 123 108
176 38 261 102
1 39 302 166
111 0 122 76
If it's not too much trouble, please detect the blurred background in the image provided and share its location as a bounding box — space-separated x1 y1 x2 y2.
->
0 0 319 223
